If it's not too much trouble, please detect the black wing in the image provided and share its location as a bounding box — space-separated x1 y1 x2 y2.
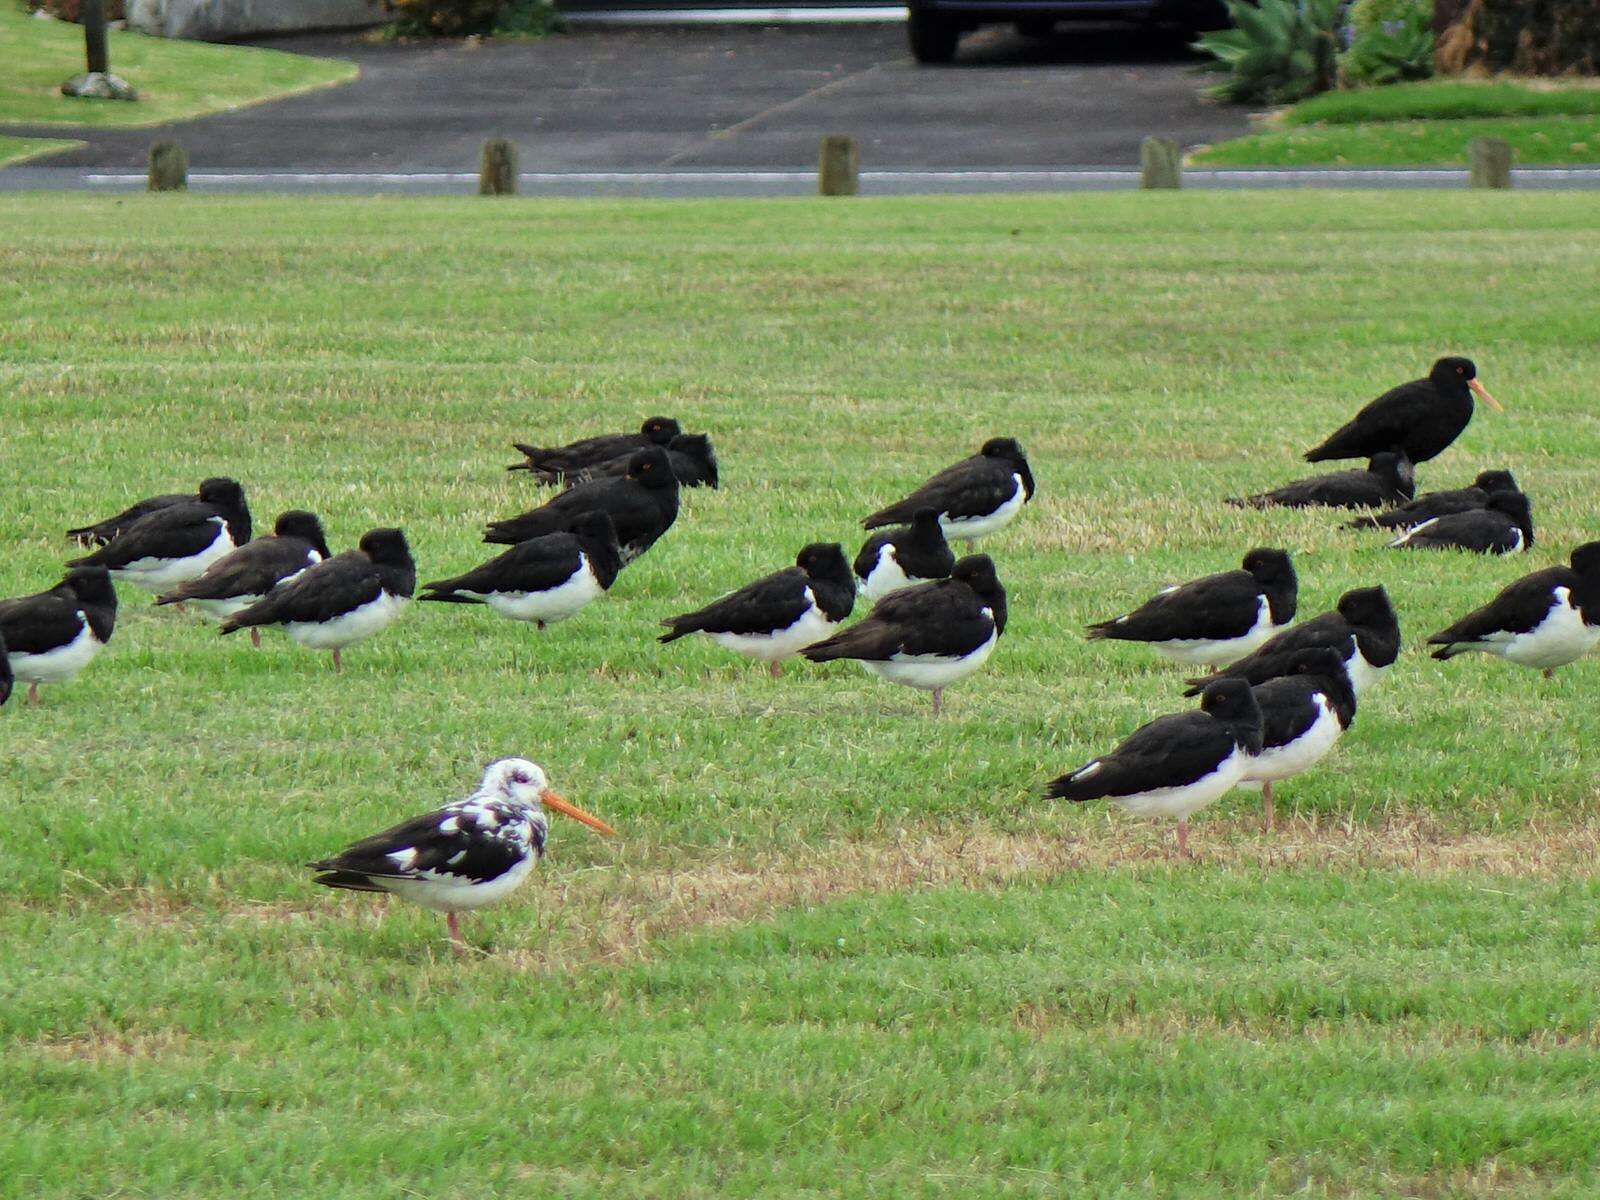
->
68 502 226 569
0 632 10 706
1088 569 1263 643
1393 511 1516 553
1346 486 1487 530
864 457 1016 528
67 492 192 544
1047 711 1233 799
424 533 586 599
0 591 85 656
804 578 992 662
510 432 644 477
485 477 653 546
1430 567 1570 648
1236 469 1390 510
311 803 534 888
1304 377 1435 462
221 551 379 630
660 567 810 641
1250 676 1327 752
158 537 315 604
1182 612 1350 695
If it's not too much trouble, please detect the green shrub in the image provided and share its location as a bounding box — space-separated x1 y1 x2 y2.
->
1194 0 1342 105
1342 0 1434 85
1346 0 1428 33
385 0 501 37
495 0 564 35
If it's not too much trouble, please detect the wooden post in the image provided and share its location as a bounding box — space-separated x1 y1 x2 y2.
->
479 138 517 196
82 0 109 75
147 141 187 191
1139 137 1181 189
1468 137 1512 189
818 135 858 197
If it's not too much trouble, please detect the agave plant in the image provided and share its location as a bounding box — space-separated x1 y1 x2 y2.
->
1194 0 1344 105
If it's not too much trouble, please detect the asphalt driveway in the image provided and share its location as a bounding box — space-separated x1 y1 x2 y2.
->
7 23 1249 172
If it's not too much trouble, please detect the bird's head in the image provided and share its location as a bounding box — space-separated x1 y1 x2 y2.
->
1570 541 1600 579
483 758 615 835
626 447 675 490
1432 356 1501 412
1199 678 1262 739
358 527 413 567
642 416 682 445
1473 469 1517 495
979 437 1034 499
198 477 247 508
60 565 116 608
1336 585 1394 629
796 541 850 583
275 510 332 559
1241 546 1293 583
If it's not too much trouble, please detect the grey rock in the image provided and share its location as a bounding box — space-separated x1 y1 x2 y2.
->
59 72 139 101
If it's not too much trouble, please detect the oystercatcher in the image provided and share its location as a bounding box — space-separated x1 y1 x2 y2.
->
1344 469 1518 531
67 477 252 593
1389 490 1532 555
1304 356 1501 465
1045 678 1263 856
1240 647 1357 829
863 438 1034 547
802 554 1005 715
572 433 718 490
1230 452 1414 510
853 508 956 601
66 477 227 547
421 512 623 630
308 757 615 948
219 528 415 671
1428 541 1600 678
0 566 117 704
1085 547 1297 668
660 543 855 677
508 416 680 483
485 447 679 563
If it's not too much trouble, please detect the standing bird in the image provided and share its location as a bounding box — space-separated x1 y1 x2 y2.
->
1344 469 1519 531
1240 648 1357 830
1045 678 1263 856
1389 490 1533 555
863 438 1035 547
485 447 679 563
219 528 415 672
0 566 118 705
853 508 956 602
1304 356 1502 465
308 757 615 949
659 543 855 677
507 415 680 483
66 479 227 547
420 512 623 630
802 554 1005 715
67 477 252 594
1185 585 1401 700
1230 452 1414 511
1428 541 1600 678
1085 547 1298 668
154 510 332 646
571 433 718 490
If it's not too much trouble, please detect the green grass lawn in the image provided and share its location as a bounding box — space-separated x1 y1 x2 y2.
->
4 192 1600 1198
1195 79 1600 166
0 132 81 166
0 4 356 128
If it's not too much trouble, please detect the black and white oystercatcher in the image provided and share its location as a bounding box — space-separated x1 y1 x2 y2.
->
1185 585 1401 700
854 508 957 602
421 512 623 630
1086 547 1298 668
154 510 332 645
1344 469 1519 531
1045 678 1263 856
66 478 228 547
1428 541 1600 678
1240 647 1357 829
1304 356 1502 465
1231 452 1414 510
0 566 117 704
863 438 1034 547
572 433 718 490
1389 490 1532 555
660 543 855 677
309 757 615 948
485 447 679 563
67 477 252 594
219 528 415 671
802 554 1005 715
508 416 681 482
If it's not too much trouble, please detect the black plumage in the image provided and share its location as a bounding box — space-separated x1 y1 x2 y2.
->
67 477 252 583
853 508 956 598
485 446 679 562
1230 452 1414 510
154 510 331 613
0 566 118 704
508 415 681 482
1244 647 1357 828
1344 469 1519 531
1304 356 1501 465
66 486 203 547
420 512 623 628
1427 541 1600 677
313 800 542 896
571 433 718 490
0 631 10 707
862 438 1035 543
1389 490 1532 554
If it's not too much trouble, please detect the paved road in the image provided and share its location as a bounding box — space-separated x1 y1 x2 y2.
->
1 23 1248 172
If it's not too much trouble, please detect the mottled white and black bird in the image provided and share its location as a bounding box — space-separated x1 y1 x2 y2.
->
853 507 956 601
1085 547 1298 668
1389 490 1532 555
1344 469 1519 531
1305 356 1501 465
508 415 681 483
154 510 331 645
660 543 855 677
421 512 623 630
802 554 1005 715
67 477 252 594
485 447 679 563
0 566 117 705
1240 647 1357 830
1428 541 1600 678
66 479 226 547
863 438 1034 547
1230 453 1414 510
308 757 615 948
571 433 718 490
219 528 415 671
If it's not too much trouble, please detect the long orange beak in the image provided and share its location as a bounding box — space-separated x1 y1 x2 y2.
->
1468 378 1503 412
541 789 616 837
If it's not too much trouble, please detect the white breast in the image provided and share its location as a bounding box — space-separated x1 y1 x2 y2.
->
384 852 537 914
114 518 235 592
484 556 605 625
1151 595 1283 668
1498 589 1600 668
7 617 104 684
1241 695 1343 786
286 590 409 650
709 590 838 662
940 474 1026 542
865 622 999 691
1344 645 1388 697
859 546 912 602
1112 747 1248 823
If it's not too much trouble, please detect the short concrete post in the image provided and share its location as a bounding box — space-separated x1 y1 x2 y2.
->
818 134 859 197
147 141 187 192
1139 137 1181 189
479 137 517 196
1468 137 1512 189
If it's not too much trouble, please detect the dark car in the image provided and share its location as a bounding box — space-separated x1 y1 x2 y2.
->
907 0 1227 63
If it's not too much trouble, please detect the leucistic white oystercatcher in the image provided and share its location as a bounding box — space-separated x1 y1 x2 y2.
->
853 508 956 602
1389 490 1532 555
1240 647 1357 829
1305 356 1501 466
863 438 1034 548
508 416 681 483
67 477 252 594
0 566 117 705
1428 541 1600 678
308 757 615 948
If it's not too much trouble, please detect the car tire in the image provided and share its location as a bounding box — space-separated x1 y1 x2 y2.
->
908 9 960 63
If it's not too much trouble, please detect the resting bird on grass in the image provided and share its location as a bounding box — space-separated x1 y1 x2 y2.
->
1428 541 1600 678
1304 356 1501 465
67 477 252 594
863 438 1034 547
507 416 680 483
853 508 956 602
309 757 615 949
1230 453 1414 511
1239 647 1357 830
571 432 719 490
1389 490 1532 555
1344 469 1519 532
0 567 117 705
486 447 679 563
66 477 227 547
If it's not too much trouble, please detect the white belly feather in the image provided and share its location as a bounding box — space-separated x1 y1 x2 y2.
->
286 591 408 650
8 618 104 684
